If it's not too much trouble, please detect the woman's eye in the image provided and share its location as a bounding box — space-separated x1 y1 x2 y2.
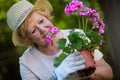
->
39 19 44 24
32 28 36 34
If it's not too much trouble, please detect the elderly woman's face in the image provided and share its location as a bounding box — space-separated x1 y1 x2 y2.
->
25 11 53 46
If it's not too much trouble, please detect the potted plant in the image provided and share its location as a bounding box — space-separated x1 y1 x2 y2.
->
45 0 105 77
55 0 105 77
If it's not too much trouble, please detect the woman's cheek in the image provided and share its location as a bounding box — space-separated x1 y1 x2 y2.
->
35 36 42 42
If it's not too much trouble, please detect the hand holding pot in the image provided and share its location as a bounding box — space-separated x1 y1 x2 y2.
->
78 50 96 77
53 52 86 80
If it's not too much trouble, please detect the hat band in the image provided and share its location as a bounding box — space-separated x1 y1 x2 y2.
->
15 7 32 30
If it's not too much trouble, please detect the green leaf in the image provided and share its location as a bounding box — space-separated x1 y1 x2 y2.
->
63 46 72 53
68 31 84 50
54 52 68 67
57 38 66 49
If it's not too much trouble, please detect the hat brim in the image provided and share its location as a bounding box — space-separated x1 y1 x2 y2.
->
32 0 53 13
12 0 53 46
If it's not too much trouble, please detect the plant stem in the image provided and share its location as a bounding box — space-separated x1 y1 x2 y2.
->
78 14 81 29
85 18 88 33
82 17 85 31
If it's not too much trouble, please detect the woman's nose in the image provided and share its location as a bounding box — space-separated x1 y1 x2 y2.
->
37 26 49 35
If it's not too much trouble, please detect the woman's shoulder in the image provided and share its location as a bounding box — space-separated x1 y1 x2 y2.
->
19 47 37 63
20 47 32 56
60 29 70 37
60 29 85 37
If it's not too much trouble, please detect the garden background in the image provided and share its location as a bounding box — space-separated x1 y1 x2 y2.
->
0 0 120 80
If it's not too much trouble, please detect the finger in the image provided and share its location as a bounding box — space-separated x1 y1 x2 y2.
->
67 54 84 61
74 59 85 65
69 59 85 67
75 54 84 61
69 51 80 57
71 64 86 72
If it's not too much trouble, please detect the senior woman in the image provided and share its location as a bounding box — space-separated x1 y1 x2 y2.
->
7 0 113 80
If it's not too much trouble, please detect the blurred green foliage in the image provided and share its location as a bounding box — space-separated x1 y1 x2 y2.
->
0 0 106 80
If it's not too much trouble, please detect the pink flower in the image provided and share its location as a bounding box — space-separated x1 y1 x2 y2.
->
92 21 99 29
49 25 59 35
79 7 91 16
64 0 83 15
98 22 105 35
64 4 71 15
45 35 52 45
64 0 105 49
69 0 83 11
45 25 59 45
98 28 104 35
88 9 99 21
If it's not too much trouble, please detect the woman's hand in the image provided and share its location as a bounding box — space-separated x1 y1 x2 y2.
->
53 52 86 80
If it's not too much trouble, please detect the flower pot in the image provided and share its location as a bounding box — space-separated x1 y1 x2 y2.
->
77 50 96 77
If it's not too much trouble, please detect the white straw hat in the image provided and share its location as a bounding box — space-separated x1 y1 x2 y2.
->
6 0 53 46
7 0 52 31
